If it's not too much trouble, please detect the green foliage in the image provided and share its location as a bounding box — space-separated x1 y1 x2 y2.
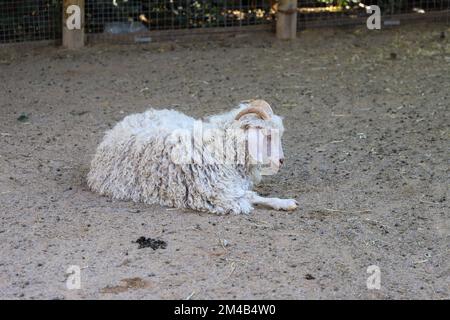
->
86 0 273 31
316 0 406 14
316 0 362 7
0 0 62 42
0 0 444 42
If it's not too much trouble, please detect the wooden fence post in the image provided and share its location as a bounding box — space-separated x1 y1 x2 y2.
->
63 0 85 49
276 0 298 40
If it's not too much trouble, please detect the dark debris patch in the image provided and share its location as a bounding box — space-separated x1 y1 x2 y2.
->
305 274 316 280
17 113 29 122
70 110 89 116
135 236 167 250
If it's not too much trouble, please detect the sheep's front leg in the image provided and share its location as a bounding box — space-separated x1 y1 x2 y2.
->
248 193 298 211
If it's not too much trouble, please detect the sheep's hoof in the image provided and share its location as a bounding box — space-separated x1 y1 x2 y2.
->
281 199 298 211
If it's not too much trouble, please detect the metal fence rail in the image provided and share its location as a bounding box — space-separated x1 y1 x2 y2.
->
1 1 449 44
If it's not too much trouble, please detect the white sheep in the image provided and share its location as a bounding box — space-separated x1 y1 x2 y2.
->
87 100 298 214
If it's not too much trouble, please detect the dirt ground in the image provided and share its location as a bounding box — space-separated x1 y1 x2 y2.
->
0 22 449 300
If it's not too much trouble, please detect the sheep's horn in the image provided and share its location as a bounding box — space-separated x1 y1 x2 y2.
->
249 99 273 116
235 107 270 121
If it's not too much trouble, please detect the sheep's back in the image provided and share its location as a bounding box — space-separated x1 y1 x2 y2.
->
87 109 195 200
87 108 251 213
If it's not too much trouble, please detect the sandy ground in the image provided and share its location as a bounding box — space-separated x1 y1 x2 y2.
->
0 22 449 300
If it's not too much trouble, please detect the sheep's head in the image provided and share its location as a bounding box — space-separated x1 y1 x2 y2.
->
234 100 285 180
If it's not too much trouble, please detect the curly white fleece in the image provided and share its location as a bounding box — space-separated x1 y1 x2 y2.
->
87 103 285 214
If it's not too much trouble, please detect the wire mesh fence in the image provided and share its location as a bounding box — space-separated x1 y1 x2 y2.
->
86 0 273 34
0 0 62 44
297 0 450 28
84 0 274 42
0 1 449 44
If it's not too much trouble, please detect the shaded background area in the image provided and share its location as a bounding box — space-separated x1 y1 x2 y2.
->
1 0 449 43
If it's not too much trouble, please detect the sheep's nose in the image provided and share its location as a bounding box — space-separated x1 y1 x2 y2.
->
279 158 284 165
